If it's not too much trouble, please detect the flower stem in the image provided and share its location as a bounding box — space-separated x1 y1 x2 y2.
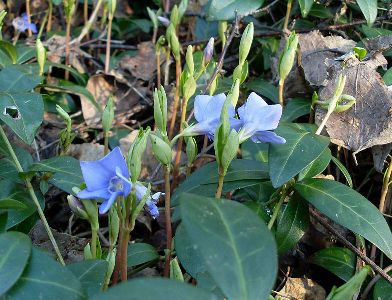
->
156 51 161 87
283 0 293 31
47 0 53 32
278 80 284 107
215 170 225 199
104 131 109 155
120 227 130 281
164 49 171 86
105 16 113 73
91 226 98 258
26 0 32 37
163 165 172 277
168 58 182 139
65 19 71 80
0 126 65 265
268 189 286 229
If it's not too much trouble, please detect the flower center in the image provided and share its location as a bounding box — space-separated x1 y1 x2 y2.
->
108 176 123 193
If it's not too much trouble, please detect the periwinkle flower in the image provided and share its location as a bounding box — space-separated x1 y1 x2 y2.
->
12 13 37 33
77 147 131 214
203 37 214 65
237 92 285 144
185 93 241 139
135 183 162 219
157 16 170 27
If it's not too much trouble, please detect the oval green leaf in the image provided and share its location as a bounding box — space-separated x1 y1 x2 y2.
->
0 232 31 295
295 178 392 259
180 193 277 300
127 243 159 267
208 0 264 21
357 0 377 26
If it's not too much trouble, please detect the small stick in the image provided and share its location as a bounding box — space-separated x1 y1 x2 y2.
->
168 58 182 138
26 0 32 37
105 19 113 73
283 0 293 31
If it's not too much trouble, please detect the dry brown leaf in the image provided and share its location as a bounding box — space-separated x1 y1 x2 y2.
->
279 277 326 300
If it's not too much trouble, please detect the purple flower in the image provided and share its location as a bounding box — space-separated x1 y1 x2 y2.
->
203 37 214 65
77 147 131 214
185 93 241 139
135 183 162 219
157 16 170 27
237 92 285 144
12 13 37 33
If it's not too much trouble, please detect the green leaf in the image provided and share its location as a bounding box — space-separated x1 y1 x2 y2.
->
269 123 330 188
308 3 333 18
383 67 392 86
0 198 28 210
6 247 85 299
208 0 264 21
180 194 277 300
298 147 331 181
246 78 278 103
172 159 269 205
16 46 36 64
281 98 310 122
47 62 87 85
373 271 392 300
241 140 268 162
0 65 42 92
311 247 355 282
29 156 83 194
127 243 159 267
299 0 314 17
0 232 32 295
276 194 309 254
91 278 218 300
0 41 17 64
331 156 353 188
0 212 7 232
357 0 378 26
67 260 108 297
360 25 392 38
295 178 392 259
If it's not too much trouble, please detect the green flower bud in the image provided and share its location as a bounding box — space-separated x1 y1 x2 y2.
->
67 195 89 220
209 74 218 96
150 134 172 166
108 207 119 246
153 86 167 133
82 200 99 230
107 0 117 19
36 39 46 76
169 30 181 61
64 0 76 22
147 7 158 29
170 5 179 28
239 22 254 65
102 96 114 134
166 24 175 47
227 79 240 107
178 0 188 21
127 128 150 182
155 35 166 54
218 21 227 49
185 136 197 165
278 31 299 83
183 76 196 101
84 243 93 260
214 98 231 168
221 129 239 175
185 45 194 76
170 257 184 281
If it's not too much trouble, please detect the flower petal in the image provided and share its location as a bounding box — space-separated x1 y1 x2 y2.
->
194 93 227 123
251 131 286 144
238 92 270 124
145 200 159 219
99 191 121 214
135 182 148 201
229 118 243 132
28 23 37 34
151 192 164 202
77 187 111 200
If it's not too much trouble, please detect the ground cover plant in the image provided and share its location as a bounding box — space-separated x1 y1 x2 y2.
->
0 0 392 299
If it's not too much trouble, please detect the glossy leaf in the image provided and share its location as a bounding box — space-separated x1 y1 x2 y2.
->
246 78 278 103
269 123 330 188
295 178 392 259
311 247 355 282
357 0 377 26
331 156 353 188
127 243 159 267
0 231 32 295
298 147 331 181
29 156 83 194
299 0 314 17
0 198 28 210
208 0 264 21
241 140 268 163
281 98 310 122
276 194 309 254
180 193 277 300
67 260 108 297
91 278 218 300
6 247 85 299
0 65 41 92
373 271 392 300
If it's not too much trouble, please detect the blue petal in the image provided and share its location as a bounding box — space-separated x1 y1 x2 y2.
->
28 23 37 34
239 104 282 132
77 187 111 200
99 191 121 214
229 118 243 132
134 182 148 201
238 92 276 125
115 167 132 197
145 200 159 219
251 131 286 144
194 93 227 123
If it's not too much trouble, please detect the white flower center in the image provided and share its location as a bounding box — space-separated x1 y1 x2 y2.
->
108 176 123 193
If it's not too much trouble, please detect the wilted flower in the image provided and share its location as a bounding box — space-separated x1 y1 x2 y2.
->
203 37 214 65
237 92 285 144
183 93 240 139
12 13 37 33
135 183 162 219
157 16 170 27
77 147 131 214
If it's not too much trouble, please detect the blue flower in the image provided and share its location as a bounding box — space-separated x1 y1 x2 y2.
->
12 13 37 33
203 37 214 65
186 93 241 139
77 147 131 214
135 183 162 219
237 92 286 144
157 16 170 27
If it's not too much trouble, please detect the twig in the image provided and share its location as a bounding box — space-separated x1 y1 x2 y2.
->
310 209 392 284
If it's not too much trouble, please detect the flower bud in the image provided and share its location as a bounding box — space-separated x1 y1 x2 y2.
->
185 45 194 76
108 207 119 246
203 37 214 66
227 79 240 107
170 5 179 28
155 35 166 54
218 21 227 49
239 22 254 65
82 199 99 229
64 0 76 22
108 0 117 19
102 96 114 134
150 134 172 166
36 38 46 76
158 16 170 27
209 74 218 96
178 0 188 21
169 30 181 61
185 136 197 166
67 195 89 220
183 76 196 101
153 86 167 133
147 7 158 29
128 128 150 182
170 257 184 281
278 31 299 83
221 129 239 175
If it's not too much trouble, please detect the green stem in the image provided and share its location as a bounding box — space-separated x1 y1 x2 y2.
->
278 80 284 107
91 226 98 259
283 0 293 31
215 170 225 199
104 131 109 155
163 165 172 277
268 190 286 230
0 127 65 265
105 16 113 73
120 227 130 281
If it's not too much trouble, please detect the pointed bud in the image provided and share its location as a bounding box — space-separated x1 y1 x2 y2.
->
183 76 196 101
239 22 254 65
150 134 172 166
128 128 150 182
67 195 89 220
147 7 158 29
170 258 184 281
155 35 166 54
108 0 117 19
158 16 170 27
227 79 240 107
153 86 167 133
218 21 227 49
108 207 119 246
170 5 179 28
278 31 299 83
203 37 214 66
169 30 180 61
102 96 114 134
185 45 194 75
178 0 188 21
36 38 46 76
185 136 197 165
